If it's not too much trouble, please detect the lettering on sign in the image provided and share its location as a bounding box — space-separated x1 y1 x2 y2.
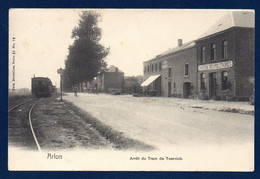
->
198 61 233 71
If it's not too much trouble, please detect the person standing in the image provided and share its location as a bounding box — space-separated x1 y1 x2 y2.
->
74 86 78 97
95 83 98 94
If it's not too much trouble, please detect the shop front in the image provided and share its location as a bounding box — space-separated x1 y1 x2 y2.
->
198 61 234 100
141 74 161 96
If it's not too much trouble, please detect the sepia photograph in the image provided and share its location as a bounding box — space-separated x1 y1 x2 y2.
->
8 9 254 171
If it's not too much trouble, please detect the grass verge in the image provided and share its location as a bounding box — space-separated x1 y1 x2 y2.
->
65 101 155 151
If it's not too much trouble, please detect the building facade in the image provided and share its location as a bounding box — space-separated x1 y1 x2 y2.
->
142 40 198 98
142 11 254 100
97 65 124 93
196 11 255 100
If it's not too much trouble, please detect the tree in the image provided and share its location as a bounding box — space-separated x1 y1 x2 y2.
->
64 11 109 89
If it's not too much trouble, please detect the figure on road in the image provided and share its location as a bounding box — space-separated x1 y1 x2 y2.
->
95 83 98 94
74 86 78 97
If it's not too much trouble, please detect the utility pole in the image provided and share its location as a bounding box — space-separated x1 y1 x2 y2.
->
57 68 65 101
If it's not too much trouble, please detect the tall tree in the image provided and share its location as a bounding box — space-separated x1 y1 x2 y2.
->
64 11 109 88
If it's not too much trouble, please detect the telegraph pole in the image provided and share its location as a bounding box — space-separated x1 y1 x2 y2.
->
57 68 65 101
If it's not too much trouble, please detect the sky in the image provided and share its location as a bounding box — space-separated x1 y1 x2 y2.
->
9 9 236 89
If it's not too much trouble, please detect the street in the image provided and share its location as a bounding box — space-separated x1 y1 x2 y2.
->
8 93 254 171
64 93 254 150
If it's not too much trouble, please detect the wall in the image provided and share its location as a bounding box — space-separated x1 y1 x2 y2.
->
196 27 255 100
143 59 162 80
97 73 104 91
143 46 197 98
161 47 197 97
196 29 236 99
234 28 255 98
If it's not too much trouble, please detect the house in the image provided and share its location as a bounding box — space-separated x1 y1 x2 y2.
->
196 11 255 100
142 39 197 98
142 10 254 101
97 65 124 93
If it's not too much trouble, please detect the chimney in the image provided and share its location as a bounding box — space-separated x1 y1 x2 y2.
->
178 39 183 47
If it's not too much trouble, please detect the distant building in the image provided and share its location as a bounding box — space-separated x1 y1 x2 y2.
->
97 65 124 92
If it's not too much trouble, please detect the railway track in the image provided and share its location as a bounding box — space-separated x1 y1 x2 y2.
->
8 98 34 113
8 98 43 152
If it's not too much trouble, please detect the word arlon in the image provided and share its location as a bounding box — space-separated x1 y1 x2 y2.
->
47 153 62 159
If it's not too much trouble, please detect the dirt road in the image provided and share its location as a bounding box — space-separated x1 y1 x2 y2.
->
64 93 254 149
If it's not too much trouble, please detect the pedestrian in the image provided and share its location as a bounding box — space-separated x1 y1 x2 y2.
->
74 86 78 97
95 83 98 94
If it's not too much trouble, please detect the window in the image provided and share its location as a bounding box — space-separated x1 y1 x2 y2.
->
201 73 206 90
144 66 146 74
211 43 216 61
152 64 154 72
222 40 228 58
168 67 172 78
155 63 158 73
159 63 162 72
173 82 176 89
147 66 149 73
222 71 228 90
201 46 205 62
184 64 189 76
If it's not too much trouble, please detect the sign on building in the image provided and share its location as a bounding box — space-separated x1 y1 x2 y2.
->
198 61 233 71
162 60 168 69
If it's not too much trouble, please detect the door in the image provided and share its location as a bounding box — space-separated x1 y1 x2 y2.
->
183 82 191 98
168 82 171 97
209 72 217 99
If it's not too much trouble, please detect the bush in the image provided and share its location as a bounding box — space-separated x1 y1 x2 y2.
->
249 94 255 105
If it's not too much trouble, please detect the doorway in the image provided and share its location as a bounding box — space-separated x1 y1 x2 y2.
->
183 82 191 98
209 72 217 99
168 82 171 97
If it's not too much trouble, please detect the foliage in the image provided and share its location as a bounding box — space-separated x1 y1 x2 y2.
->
123 76 142 94
64 11 109 89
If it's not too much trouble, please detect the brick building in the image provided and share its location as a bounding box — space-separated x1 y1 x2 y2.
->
142 39 197 98
196 11 255 100
97 65 124 93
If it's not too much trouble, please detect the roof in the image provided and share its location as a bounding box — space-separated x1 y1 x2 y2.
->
198 10 255 40
144 10 254 64
106 65 123 73
158 41 195 57
32 77 50 80
144 41 195 63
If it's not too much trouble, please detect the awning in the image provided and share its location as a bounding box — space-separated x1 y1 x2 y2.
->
141 74 161 87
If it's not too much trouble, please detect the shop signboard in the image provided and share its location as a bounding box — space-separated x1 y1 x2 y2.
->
198 61 233 71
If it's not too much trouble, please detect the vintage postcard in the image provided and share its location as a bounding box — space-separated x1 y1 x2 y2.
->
8 9 254 171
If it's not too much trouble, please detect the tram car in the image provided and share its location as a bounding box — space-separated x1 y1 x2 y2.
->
31 77 53 97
